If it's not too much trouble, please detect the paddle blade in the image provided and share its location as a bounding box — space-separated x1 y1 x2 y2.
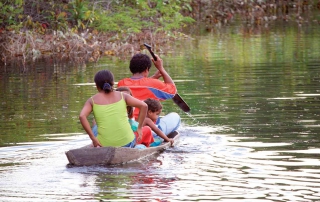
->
172 94 190 113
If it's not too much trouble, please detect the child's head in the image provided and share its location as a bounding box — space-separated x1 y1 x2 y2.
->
94 70 114 93
116 86 132 95
116 86 133 118
144 98 162 122
129 53 152 74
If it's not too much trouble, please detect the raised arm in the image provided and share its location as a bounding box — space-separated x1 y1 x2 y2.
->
150 69 162 79
151 54 175 84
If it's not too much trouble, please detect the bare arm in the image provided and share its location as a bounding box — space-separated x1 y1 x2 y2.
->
150 70 162 79
144 118 174 146
151 54 174 84
79 99 102 147
124 93 148 142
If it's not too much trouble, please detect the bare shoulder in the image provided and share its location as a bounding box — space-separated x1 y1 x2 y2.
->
113 91 123 100
144 117 155 125
118 91 127 99
87 93 99 103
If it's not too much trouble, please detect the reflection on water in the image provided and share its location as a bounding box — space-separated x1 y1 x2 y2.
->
1 21 320 201
1 126 320 201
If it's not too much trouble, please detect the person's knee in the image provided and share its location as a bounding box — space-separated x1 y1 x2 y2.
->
142 126 152 136
167 112 181 125
159 112 181 134
166 112 180 119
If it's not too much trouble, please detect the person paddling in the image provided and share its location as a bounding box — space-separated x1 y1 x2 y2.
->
118 53 180 136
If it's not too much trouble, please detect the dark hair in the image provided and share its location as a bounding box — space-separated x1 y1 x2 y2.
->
116 86 133 118
144 98 162 112
94 70 114 93
129 53 152 74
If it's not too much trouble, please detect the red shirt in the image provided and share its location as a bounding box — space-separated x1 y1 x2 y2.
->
117 77 177 118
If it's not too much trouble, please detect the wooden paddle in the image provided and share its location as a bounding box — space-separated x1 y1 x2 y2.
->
144 43 190 113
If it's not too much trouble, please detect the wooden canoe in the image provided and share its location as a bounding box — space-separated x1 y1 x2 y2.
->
65 131 179 166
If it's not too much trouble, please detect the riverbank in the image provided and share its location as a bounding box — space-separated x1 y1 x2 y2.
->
1 0 320 69
0 29 191 68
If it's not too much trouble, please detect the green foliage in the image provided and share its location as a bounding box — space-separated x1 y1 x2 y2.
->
91 6 155 33
90 0 194 33
68 0 94 30
0 0 24 30
44 3 69 32
0 0 194 33
153 0 195 31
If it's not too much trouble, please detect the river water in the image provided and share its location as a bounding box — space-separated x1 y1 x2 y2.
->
1 21 320 201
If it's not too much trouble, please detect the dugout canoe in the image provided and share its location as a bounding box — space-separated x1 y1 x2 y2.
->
65 131 179 166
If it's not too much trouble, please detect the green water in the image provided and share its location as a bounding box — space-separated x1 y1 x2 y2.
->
0 21 320 201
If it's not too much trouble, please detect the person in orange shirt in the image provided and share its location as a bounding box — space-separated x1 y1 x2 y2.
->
118 53 180 136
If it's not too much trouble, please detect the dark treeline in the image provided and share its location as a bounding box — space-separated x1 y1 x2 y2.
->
0 0 319 68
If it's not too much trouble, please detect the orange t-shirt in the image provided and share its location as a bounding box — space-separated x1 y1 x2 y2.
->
117 77 177 119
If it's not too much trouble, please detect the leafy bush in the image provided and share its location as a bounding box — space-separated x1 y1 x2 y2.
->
0 0 194 34
0 0 24 30
89 0 194 33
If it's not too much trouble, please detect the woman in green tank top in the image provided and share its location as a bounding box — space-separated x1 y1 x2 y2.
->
79 70 148 147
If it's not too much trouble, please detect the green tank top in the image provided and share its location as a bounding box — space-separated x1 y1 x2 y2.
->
92 93 134 147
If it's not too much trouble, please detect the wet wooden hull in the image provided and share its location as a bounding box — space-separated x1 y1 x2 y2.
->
65 131 179 166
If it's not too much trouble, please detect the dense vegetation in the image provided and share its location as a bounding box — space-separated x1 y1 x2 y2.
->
0 0 195 67
0 0 319 68
0 0 194 33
